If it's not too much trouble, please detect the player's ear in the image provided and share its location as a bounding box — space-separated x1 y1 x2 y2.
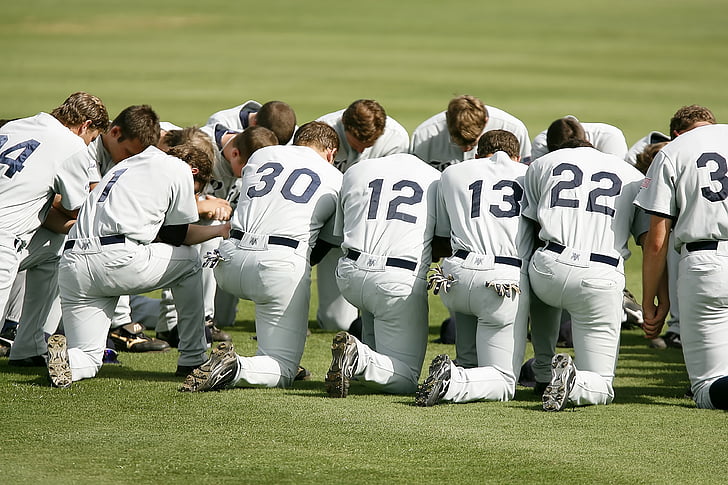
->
190 167 199 176
109 125 123 138
72 119 93 136
326 147 338 164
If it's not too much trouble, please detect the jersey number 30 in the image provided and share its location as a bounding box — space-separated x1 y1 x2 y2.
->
0 135 40 179
247 162 321 203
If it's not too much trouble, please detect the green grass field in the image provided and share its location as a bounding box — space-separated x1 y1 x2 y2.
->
3 1 728 483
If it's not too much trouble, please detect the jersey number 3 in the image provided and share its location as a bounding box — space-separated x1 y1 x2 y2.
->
697 152 728 202
0 135 40 179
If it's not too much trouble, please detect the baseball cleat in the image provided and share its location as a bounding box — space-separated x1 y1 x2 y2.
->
179 342 237 392
295 366 312 381
663 331 682 349
415 354 452 407
47 334 72 389
109 322 171 353
325 331 359 398
102 348 121 365
648 337 667 350
542 353 576 412
205 316 232 343
622 288 644 329
156 327 180 348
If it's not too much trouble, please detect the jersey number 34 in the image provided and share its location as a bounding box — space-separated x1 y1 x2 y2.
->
0 135 40 179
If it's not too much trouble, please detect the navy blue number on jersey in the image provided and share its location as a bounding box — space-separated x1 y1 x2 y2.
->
549 163 622 217
0 135 40 179
98 169 128 202
468 179 523 218
247 162 321 203
697 152 728 202
367 178 423 223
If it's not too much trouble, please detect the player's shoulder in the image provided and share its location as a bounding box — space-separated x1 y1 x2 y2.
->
316 109 346 125
583 121 624 135
384 115 409 137
412 111 447 135
672 123 728 147
484 105 527 128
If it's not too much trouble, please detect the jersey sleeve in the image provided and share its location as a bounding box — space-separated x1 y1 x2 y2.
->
530 131 549 161
163 162 200 226
634 150 677 219
597 127 628 159
630 205 651 244
55 149 95 211
434 174 452 238
522 162 542 222
317 212 342 246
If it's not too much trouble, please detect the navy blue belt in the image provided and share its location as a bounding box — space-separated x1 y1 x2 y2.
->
453 249 521 268
346 249 417 271
63 234 125 251
545 242 619 267
230 229 299 249
685 241 719 252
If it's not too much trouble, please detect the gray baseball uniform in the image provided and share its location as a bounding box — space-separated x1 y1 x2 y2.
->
58 145 207 381
315 109 410 332
333 153 440 394
634 123 728 408
524 146 648 406
0 113 95 344
434 151 533 402
316 108 410 173
205 100 262 131
531 119 629 161
624 131 671 166
410 106 532 171
156 123 241 334
213 144 343 388
87 135 139 331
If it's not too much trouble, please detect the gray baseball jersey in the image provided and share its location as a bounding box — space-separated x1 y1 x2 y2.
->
314 108 410 329
59 145 207 381
524 146 648 407
634 123 728 408
436 151 533 260
410 105 532 171
624 130 671 166
530 119 629 161
87 135 112 181
232 144 343 249
317 109 410 173
433 151 533 402
213 144 343 388
524 146 648 261
199 123 243 204
205 100 262 131
332 153 440 394
0 113 95 240
72 145 198 243
336 153 440 278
